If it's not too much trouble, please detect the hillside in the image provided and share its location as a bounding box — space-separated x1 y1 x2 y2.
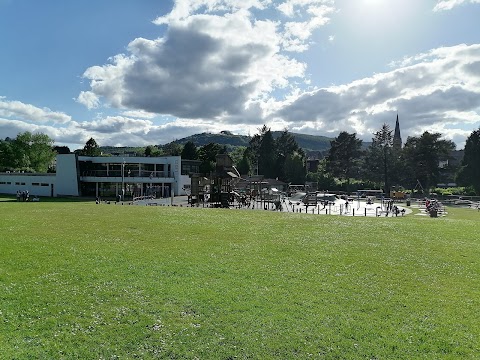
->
168 131 251 148
98 131 368 157
166 130 334 152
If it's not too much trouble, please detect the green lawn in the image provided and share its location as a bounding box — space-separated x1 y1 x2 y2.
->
0 198 479 359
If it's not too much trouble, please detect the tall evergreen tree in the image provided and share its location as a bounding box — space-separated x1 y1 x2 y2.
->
258 127 276 179
275 129 302 181
325 131 363 189
401 132 455 191
81 138 101 156
285 153 306 184
363 124 396 193
456 127 480 194
245 126 304 181
181 141 198 160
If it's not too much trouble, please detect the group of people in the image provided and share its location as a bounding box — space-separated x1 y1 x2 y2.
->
425 198 441 213
16 190 29 202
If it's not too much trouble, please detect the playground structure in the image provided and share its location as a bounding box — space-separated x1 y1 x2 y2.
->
124 155 420 217
390 190 406 201
189 154 241 208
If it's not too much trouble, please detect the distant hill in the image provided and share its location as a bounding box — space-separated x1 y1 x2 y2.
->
98 146 144 156
168 131 251 148
98 131 365 158
166 130 334 153
277 132 332 152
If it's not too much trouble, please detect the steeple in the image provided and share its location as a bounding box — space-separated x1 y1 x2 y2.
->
393 113 402 150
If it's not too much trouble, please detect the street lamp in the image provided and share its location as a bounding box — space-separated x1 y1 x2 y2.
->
121 159 125 201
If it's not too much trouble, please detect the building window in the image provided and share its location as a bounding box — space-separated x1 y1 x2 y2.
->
32 183 40 186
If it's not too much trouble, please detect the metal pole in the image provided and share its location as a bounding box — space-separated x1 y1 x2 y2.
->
121 159 125 202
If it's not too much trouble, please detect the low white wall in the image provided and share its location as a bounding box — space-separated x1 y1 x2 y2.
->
0 173 55 197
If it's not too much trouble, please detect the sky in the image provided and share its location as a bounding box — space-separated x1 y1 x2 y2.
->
1 0 480 150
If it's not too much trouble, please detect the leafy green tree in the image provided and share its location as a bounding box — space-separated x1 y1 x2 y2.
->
0 132 55 172
325 131 363 189
28 133 56 172
81 137 101 156
306 159 337 191
0 138 15 171
162 143 183 156
181 141 198 160
401 132 455 191
456 128 480 194
228 146 246 166
11 132 32 169
144 145 162 157
236 149 251 175
144 145 154 157
53 146 71 154
198 143 227 174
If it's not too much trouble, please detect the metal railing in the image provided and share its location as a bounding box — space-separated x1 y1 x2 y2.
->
81 170 172 178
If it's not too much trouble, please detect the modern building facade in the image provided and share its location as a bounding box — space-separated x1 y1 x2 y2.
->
0 154 193 199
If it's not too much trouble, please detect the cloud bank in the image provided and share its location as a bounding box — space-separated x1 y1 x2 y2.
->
433 0 480 11
2 0 479 149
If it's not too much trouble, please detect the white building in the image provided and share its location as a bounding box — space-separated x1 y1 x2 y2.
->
0 154 194 199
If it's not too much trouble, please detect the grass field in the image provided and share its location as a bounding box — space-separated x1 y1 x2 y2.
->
0 197 479 359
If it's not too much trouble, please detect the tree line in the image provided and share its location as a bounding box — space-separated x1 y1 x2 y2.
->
314 126 458 195
2 127 480 195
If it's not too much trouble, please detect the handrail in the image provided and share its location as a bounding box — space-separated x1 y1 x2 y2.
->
81 170 172 178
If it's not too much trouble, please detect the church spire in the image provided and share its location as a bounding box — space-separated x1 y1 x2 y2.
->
393 113 402 150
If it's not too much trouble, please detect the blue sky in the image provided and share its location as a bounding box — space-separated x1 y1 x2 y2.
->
1 0 480 150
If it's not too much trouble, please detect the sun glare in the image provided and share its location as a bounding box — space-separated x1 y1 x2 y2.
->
345 0 419 31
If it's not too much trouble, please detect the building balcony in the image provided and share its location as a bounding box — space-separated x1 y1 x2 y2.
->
80 170 175 183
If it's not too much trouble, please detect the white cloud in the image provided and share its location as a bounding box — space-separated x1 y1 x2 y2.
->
433 0 480 11
77 116 153 134
153 0 271 25
0 98 71 124
121 110 157 119
0 117 86 147
5 1 475 149
76 91 100 110
79 8 306 119
279 1 335 51
4 42 480 149
273 44 480 145
78 0 337 122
